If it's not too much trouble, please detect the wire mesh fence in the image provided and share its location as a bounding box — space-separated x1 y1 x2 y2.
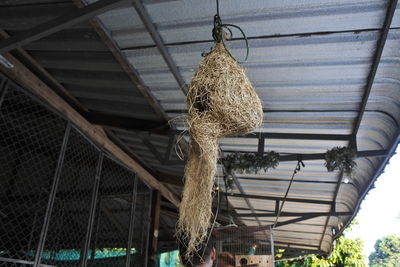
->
0 73 152 267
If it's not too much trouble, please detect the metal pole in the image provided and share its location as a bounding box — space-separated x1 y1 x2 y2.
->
269 225 275 267
126 174 138 267
148 190 161 266
0 80 9 108
81 153 104 267
144 189 153 267
27 208 39 253
90 201 102 266
51 201 65 262
34 123 71 267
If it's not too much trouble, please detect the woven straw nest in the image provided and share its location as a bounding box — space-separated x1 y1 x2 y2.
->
177 42 263 260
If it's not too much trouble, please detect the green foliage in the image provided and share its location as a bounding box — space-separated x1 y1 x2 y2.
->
221 151 280 175
369 235 400 267
325 146 357 177
276 236 366 267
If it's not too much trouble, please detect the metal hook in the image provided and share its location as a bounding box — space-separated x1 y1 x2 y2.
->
202 1 250 63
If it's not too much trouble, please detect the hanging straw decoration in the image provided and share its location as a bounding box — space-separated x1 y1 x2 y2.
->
177 1 263 260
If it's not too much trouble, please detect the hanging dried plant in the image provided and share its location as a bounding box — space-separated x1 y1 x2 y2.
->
221 151 280 175
177 41 263 259
325 146 357 176
177 1 263 260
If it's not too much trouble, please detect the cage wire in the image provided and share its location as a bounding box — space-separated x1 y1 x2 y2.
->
213 225 274 267
0 73 152 267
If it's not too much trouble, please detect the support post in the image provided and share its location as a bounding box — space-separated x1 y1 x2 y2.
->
148 191 161 266
144 190 153 267
90 200 102 265
0 80 8 108
126 175 138 267
81 153 103 267
269 225 275 266
34 123 71 267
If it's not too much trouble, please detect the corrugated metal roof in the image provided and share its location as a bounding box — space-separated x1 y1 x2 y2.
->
83 0 400 256
1 0 399 259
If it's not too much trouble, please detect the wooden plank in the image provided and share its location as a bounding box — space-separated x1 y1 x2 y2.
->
0 52 180 207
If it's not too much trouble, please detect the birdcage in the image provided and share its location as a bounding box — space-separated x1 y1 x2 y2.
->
213 225 274 267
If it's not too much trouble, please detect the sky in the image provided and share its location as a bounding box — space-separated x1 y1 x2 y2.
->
347 145 400 258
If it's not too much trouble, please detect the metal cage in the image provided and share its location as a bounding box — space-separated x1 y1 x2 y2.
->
0 73 152 267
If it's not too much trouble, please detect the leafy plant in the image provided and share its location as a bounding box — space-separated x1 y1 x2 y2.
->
325 147 357 177
369 235 400 267
276 236 366 267
221 151 280 175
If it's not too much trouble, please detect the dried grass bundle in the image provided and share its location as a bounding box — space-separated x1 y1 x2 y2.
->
177 42 263 259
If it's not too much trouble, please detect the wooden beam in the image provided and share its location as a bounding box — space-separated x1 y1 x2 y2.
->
0 52 180 207
0 0 131 53
73 0 170 122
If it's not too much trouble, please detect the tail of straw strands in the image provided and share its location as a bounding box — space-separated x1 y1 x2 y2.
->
177 42 263 260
